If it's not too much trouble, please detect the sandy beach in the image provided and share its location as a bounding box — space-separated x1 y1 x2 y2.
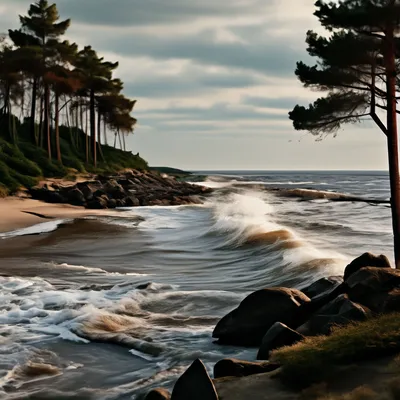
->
0 196 119 234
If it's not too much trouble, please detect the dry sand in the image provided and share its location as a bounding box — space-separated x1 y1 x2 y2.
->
0 196 119 233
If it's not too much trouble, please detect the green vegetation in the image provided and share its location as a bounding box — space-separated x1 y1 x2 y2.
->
0 0 144 195
271 314 400 389
0 122 147 194
289 0 400 268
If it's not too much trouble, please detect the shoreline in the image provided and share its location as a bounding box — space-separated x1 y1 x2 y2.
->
0 196 125 234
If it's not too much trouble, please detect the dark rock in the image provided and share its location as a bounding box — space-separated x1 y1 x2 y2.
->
344 252 391 281
171 359 218 400
125 196 140 207
213 358 280 379
93 189 106 198
107 199 117 209
29 187 65 204
116 199 126 208
103 180 125 199
86 195 108 209
137 283 152 290
346 267 400 312
302 276 343 299
79 184 94 201
212 288 310 346
257 322 304 360
304 294 370 335
145 388 171 400
67 188 85 206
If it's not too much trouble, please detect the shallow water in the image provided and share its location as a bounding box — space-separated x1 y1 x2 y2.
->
0 170 391 399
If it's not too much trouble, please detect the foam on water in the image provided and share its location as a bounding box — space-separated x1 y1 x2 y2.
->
0 219 70 239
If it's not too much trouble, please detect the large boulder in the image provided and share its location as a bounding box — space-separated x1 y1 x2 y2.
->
145 388 171 400
86 195 108 209
126 196 140 207
304 294 370 335
257 322 304 360
79 184 94 201
212 288 310 346
66 188 85 206
301 276 343 299
344 252 391 281
213 358 280 379
103 180 126 199
346 267 400 312
171 359 218 400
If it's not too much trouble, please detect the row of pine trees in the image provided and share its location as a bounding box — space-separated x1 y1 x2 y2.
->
0 0 136 168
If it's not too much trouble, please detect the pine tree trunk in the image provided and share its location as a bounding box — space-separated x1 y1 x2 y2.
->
90 89 97 168
122 132 126 151
118 129 123 149
114 132 117 148
385 24 400 268
39 96 44 148
44 84 51 160
30 78 38 146
85 107 89 164
97 112 101 146
104 119 108 145
55 93 62 163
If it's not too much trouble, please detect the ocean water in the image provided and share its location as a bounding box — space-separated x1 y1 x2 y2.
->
0 170 392 399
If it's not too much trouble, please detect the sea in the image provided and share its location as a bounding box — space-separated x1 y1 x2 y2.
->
0 170 392 399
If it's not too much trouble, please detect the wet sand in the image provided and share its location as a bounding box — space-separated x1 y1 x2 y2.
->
0 197 120 233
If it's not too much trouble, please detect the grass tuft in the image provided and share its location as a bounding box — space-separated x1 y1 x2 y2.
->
271 313 400 388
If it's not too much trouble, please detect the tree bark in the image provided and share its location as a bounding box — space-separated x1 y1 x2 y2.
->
44 84 51 160
30 78 37 145
55 92 61 163
90 89 97 167
85 107 89 164
385 23 400 268
122 132 126 151
104 118 108 145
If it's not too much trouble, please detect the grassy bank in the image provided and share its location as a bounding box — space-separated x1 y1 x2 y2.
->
271 314 400 389
0 119 148 196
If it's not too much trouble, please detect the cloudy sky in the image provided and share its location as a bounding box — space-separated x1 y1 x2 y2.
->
0 0 388 170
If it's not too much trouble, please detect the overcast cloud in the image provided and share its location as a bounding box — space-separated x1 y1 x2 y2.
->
0 0 388 170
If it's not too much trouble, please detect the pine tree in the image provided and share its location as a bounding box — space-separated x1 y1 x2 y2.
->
11 0 71 159
289 0 400 268
74 46 118 167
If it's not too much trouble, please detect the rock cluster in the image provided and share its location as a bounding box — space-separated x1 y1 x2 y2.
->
144 252 398 399
28 170 213 209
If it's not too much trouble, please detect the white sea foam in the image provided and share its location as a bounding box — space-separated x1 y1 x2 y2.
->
0 219 69 239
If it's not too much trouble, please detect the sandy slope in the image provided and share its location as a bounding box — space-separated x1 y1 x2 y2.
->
0 197 119 233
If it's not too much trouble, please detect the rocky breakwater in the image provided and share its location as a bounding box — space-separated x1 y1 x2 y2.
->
143 252 400 400
28 170 213 209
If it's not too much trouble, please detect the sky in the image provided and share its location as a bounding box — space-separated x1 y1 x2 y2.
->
0 0 389 170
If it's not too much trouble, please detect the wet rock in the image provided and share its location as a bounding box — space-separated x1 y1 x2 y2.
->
145 388 171 400
116 199 126 208
125 196 140 207
171 359 218 400
301 276 343 299
346 267 400 312
79 184 94 201
212 288 310 346
137 282 152 290
257 322 304 360
86 195 108 209
107 198 117 209
305 294 370 335
344 252 391 281
214 358 280 379
66 188 85 206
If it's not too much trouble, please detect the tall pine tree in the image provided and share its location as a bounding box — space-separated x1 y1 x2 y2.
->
289 0 400 268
